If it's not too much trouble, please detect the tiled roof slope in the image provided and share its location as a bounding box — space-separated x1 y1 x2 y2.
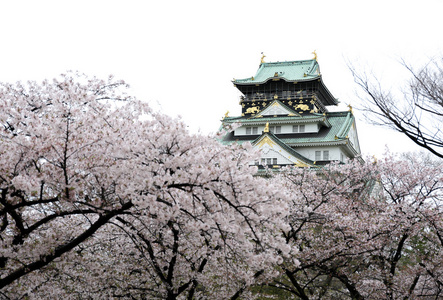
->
281 111 353 145
234 59 320 85
223 113 331 126
220 111 354 146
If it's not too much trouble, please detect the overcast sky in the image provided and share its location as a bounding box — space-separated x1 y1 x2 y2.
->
1 0 442 158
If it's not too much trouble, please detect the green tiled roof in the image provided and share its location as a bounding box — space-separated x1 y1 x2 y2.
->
234 59 320 85
221 111 355 147
280 111 353 145
223 113 331 127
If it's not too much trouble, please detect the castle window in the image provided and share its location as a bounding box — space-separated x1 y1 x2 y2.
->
315 151 321 161
261 158 278 165
270 126 281 134
323 150 329 160
315 150 329 161
293 125 305 133
246 127 258 135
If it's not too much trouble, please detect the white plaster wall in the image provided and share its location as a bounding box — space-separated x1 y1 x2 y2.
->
276 123 319 134
234 125 265 136
295 146 346 161
260 148 293 164
234 123 320 136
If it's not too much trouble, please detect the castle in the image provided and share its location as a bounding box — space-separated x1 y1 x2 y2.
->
220 54 361 169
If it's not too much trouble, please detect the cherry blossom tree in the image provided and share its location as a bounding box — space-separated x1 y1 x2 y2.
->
0 73 290 299
0 72 137 292
265 154 443 299
2 72 442 300
23 135 290 299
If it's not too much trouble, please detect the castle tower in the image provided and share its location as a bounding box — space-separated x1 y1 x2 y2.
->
220 54 362 169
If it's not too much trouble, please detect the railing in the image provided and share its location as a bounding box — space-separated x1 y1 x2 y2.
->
240 91 315 103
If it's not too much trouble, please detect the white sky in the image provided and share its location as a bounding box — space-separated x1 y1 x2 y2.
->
1 0 442 158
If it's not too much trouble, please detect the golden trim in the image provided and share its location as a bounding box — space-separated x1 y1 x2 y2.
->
256 136 276 148
294 161 310 168
246 107 260 114
294 104 310 111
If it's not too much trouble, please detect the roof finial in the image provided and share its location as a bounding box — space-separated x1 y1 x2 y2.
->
223 111 229 119
347 104 353 114
312 50 317 61
264 122 270 133
260 52 266 65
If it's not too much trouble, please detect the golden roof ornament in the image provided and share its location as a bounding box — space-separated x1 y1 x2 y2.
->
312 50 318 61
347 104 353 114
264 122 270 133
223 111 229 119
260 52 266 65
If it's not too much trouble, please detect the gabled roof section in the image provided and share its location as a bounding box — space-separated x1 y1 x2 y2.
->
335 111 353 139
252 132 317 168
234 59 320 85
222 113 331 127
279 111 355 145
220 111 358 154
252 100 301 118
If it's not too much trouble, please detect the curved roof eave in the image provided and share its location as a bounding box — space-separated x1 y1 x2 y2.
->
287 140 349 147
233 59 321 85
223 114 329 125
233 74 321 85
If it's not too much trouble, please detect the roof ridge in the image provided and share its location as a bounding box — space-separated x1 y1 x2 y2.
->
335 112 353 138
261 59 317 66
